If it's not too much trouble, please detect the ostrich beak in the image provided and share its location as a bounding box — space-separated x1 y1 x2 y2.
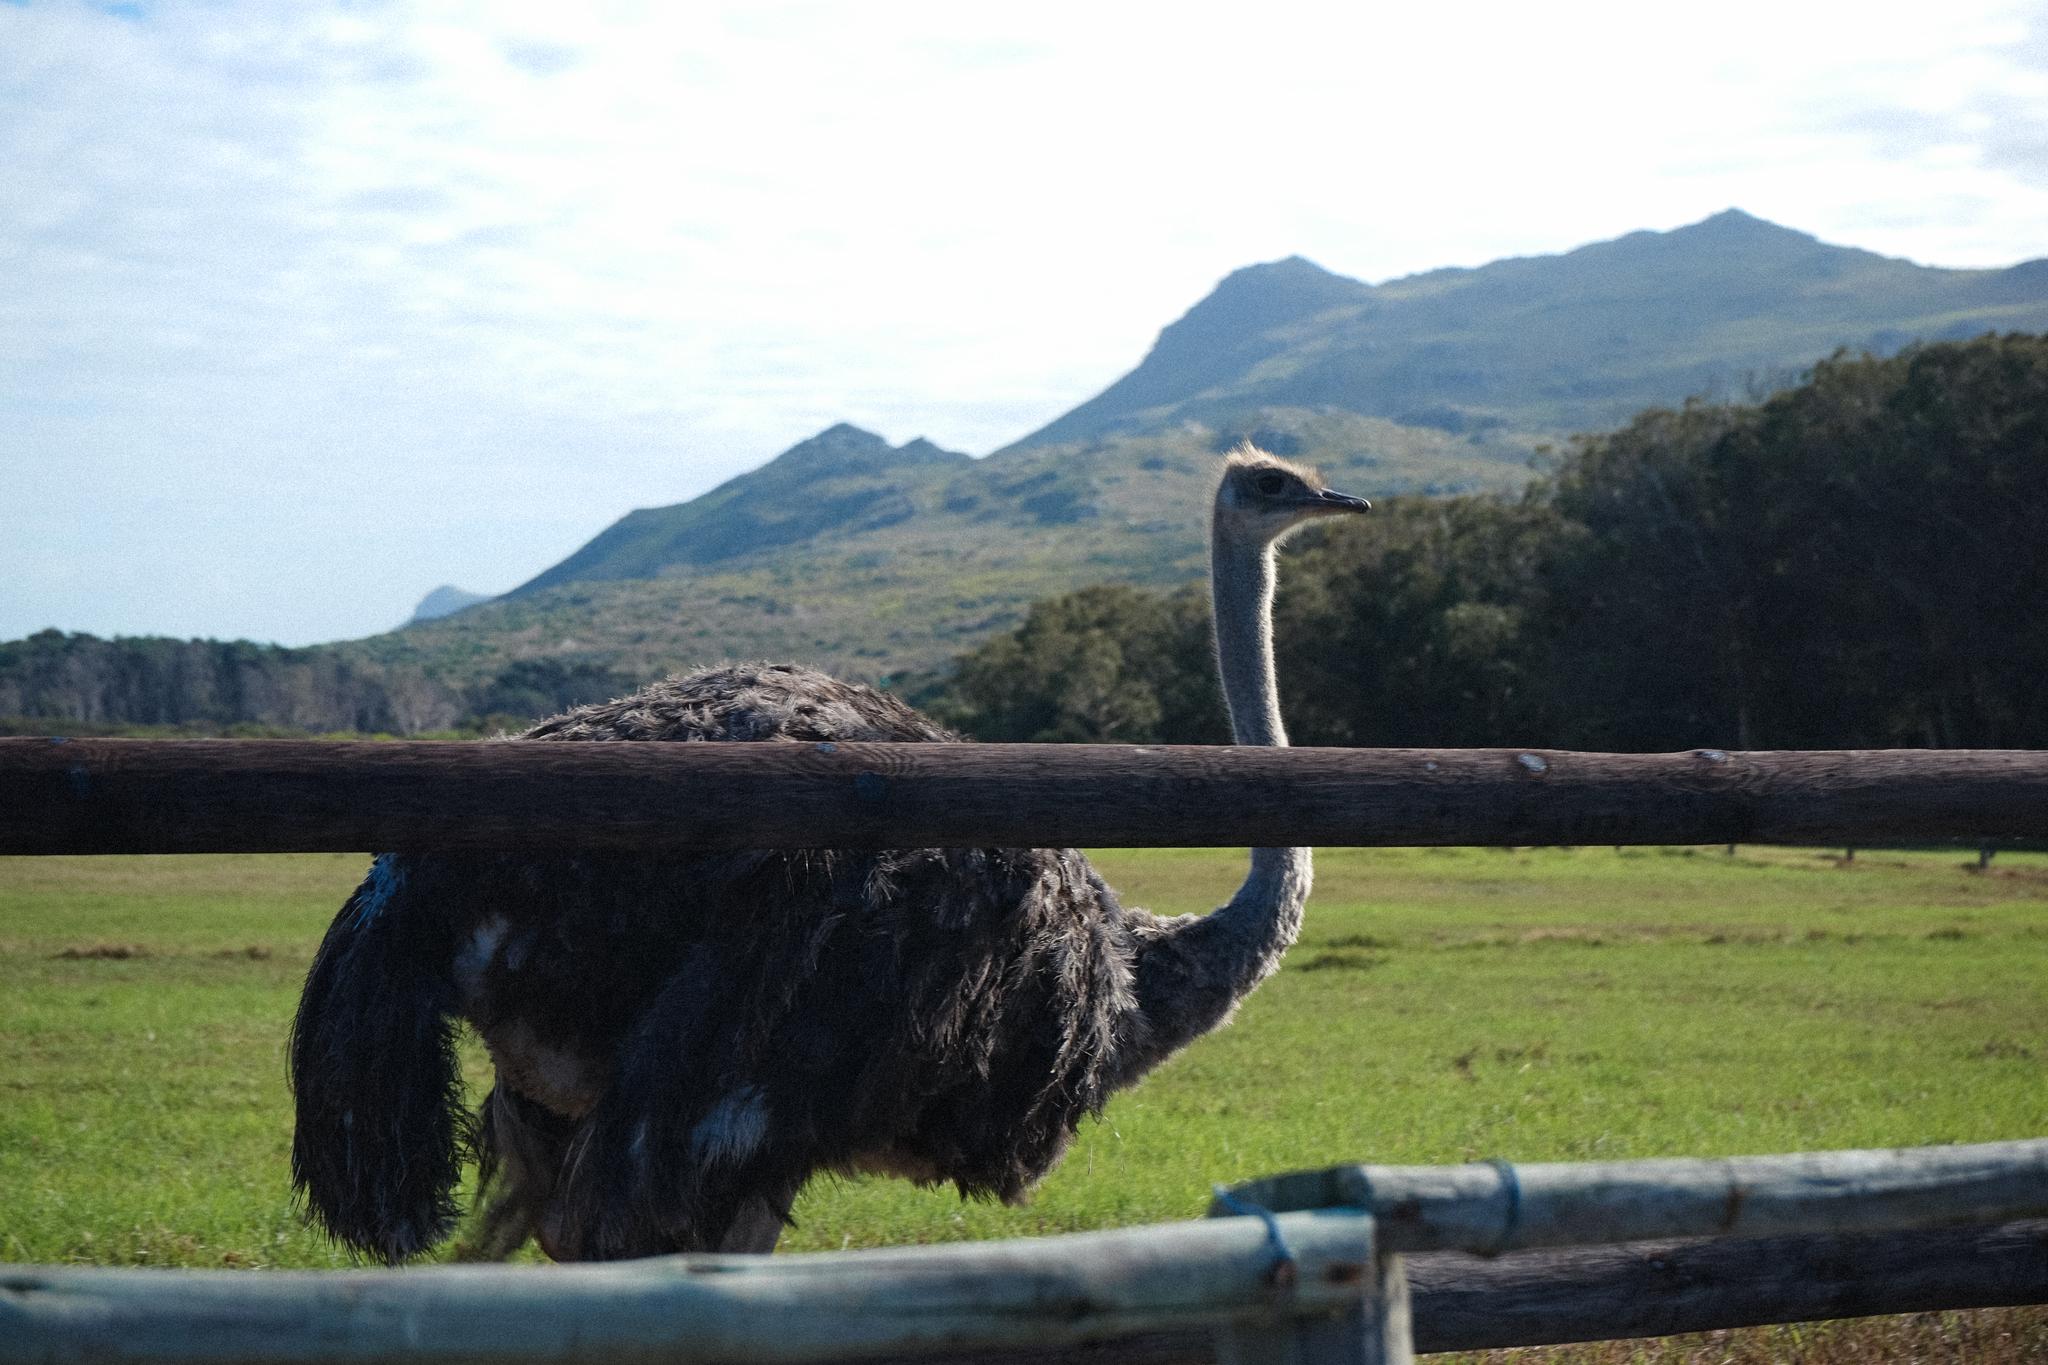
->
1315 488 1372 513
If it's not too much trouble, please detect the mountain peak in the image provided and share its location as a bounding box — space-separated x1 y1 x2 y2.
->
767 424 967 476
785 422 890 455
1223 253 1344 282
763 423 895 474
1701 207 1769 228
1201 254 1364 315
1006 254 1371 449
406 585 490 626
816 420 885 441
1550 207 1849 283
1675 207 1819 246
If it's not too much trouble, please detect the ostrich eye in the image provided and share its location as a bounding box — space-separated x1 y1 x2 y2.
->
1252 471 1286 496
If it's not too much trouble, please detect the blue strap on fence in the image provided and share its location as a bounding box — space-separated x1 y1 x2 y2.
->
1484 1157 1524 1255
1212 1185 1296 1279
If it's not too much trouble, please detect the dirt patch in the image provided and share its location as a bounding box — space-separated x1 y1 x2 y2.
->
1975 1038 2036 1060
1298 951 1388 973
53 944 151 960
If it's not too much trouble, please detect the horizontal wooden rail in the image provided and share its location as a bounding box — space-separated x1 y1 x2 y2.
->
4 1218 2044 1364
1214 1139 2048 1255
0 1213 1377 1365
851 1221 2048 1362
2 738 2044 854
5 1142 2043 1362
1403 1218 2048 1354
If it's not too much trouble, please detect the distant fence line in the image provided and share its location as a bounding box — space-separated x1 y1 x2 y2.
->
3 1141 2044 1365
1 737 2045 855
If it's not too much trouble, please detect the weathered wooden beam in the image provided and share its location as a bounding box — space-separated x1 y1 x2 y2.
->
857 1219 2048 1362
1402 1217 2048 1352
0 1212 1372 1365
4 1220 2044 1365
1214 1138 2048 1255
2 738 2044 855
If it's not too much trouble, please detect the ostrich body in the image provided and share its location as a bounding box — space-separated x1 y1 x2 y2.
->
289 450 1368 1262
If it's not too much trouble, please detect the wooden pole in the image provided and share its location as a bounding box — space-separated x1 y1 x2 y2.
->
857 1219 2048 1363
1215 1219 1410 1365
0 1212 1373 1365
3 1220 2044 1365
2 738 2045 855
1402 1217 2048 1352
1214 1138 2048 1255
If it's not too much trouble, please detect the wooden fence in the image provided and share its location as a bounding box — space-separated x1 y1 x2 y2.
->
3 1142 2043 1364
3 737 2046 852
1 737 2044 1361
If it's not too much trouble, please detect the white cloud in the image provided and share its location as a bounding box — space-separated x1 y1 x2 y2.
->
2 0 2046 644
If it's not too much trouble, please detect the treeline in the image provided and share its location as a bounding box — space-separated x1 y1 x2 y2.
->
0 633 636 737
927 335 2048 750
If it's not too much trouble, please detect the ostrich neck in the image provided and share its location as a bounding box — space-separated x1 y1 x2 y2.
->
1107 525 1311 1090
1209 533 1311 961
1213 538 1287 747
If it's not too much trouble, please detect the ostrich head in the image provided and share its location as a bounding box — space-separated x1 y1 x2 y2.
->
1206 445 1371 755
1213 446 1371 545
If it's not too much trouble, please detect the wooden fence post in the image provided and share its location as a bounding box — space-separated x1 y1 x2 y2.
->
1210 1205 1412 1364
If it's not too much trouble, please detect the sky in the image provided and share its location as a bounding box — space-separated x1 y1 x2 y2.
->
4 0 2046 647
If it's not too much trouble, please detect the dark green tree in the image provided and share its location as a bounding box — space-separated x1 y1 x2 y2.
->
932 585 1224 742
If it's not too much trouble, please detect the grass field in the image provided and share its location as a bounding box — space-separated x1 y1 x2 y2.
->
3 845 2045 1359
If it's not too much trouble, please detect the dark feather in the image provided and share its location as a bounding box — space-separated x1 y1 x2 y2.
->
292 664 1147 1260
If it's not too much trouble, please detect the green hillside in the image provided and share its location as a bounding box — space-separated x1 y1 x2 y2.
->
512 426 974 594
356 411 1525 688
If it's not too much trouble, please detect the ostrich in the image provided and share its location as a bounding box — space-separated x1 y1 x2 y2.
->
288 448 1369 1262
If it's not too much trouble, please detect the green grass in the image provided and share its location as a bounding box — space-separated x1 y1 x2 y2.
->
2 846 2044 1271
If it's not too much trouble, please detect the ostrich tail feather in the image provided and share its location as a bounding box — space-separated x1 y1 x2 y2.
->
288 862 468 1262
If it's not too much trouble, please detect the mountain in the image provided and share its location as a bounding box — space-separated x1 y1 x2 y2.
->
1011 210 2048 448
513 425 971 594
359 410 1517 688
292 212 2048 696
406 586 491 624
